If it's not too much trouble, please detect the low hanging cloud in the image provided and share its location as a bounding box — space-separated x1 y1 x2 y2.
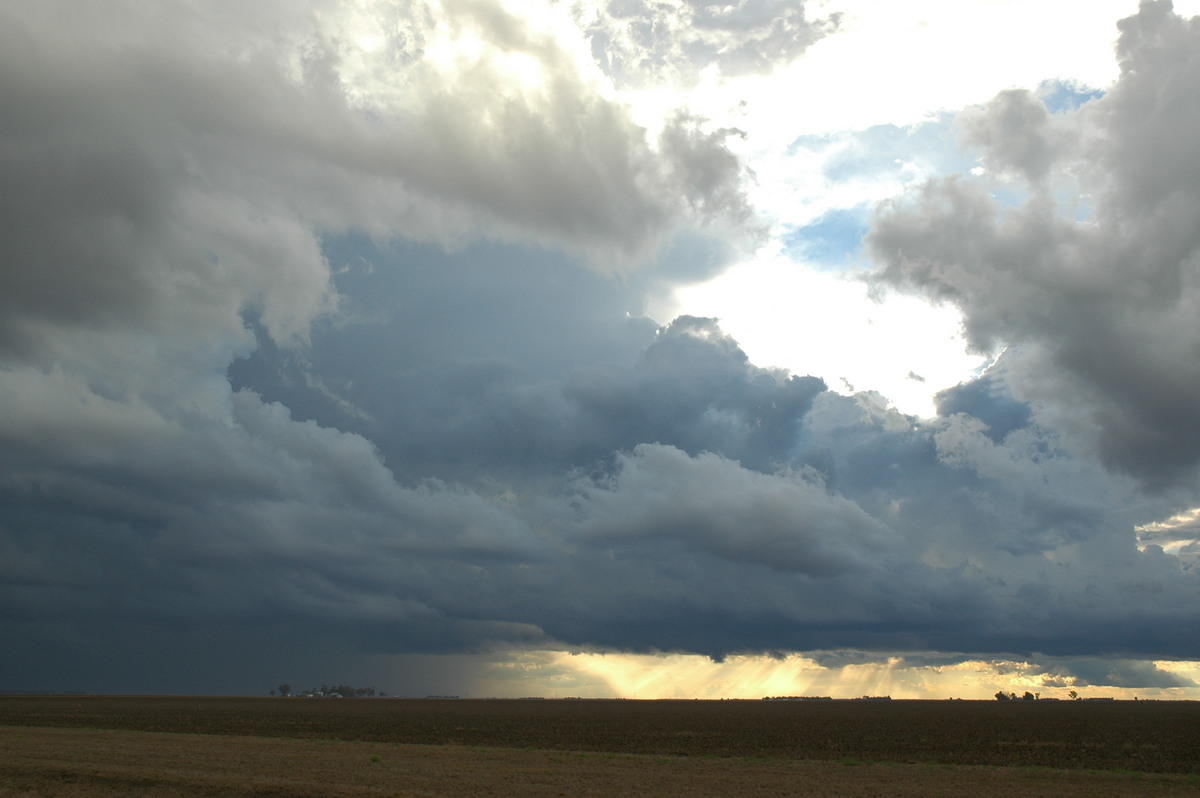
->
868 0 1200 489
9 297 1200 684
572 442 896 576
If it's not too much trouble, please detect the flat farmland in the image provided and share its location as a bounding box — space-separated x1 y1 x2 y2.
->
2 696 1199 796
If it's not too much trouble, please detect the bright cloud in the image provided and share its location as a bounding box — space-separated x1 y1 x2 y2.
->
392 649 1200 701
671 251 989 416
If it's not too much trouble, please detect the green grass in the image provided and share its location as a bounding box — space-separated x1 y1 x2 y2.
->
839 756 870 766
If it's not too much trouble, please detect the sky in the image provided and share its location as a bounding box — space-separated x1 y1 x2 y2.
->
3 0 1200 700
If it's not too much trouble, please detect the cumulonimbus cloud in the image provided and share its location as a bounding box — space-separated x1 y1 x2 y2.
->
2 0 1199 695
869 0 1200 488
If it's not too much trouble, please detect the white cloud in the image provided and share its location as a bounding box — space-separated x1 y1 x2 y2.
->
671 251 988 416
572 0 833 90
789 0 1135 130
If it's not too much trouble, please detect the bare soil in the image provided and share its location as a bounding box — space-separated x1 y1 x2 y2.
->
2 697 1198 796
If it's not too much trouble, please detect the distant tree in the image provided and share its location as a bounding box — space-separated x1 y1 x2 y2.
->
278 684 291 697
995 691 1010 701
1068 690 1079 700
1022 692 1036 701
296 683 378 698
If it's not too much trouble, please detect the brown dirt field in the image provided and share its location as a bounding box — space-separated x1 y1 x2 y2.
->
2 697 1199 796
3 726 1199 797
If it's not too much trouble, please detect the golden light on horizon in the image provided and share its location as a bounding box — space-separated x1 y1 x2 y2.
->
462 650 1200 702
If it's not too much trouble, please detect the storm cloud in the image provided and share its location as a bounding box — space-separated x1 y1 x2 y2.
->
870 0 1200 489
2 0 1200 696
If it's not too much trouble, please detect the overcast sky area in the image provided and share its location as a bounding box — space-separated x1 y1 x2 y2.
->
4 0 1200 700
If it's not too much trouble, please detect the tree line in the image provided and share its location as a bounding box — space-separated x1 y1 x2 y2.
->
272 683 384 697
995 690 1085 701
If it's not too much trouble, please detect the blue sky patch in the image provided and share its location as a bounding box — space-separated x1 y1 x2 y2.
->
783 206 871 268
1038 78 1104 113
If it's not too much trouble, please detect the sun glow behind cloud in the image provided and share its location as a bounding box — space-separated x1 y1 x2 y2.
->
670 251 990 417
665 0 1200 418
1137 506 1200 564
455 650 1200 701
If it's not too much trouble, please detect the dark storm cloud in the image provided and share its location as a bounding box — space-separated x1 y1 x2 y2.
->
571 442 894 576
214 222 1200 667
934 358 1032 443
1053 658 1196 690
230 238 799 483
3 0 1200 696
215 291 1200 662
869 0 1200 489
5 304 1200 690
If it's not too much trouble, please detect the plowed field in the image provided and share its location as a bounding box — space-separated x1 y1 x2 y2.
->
2 696 1198 796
